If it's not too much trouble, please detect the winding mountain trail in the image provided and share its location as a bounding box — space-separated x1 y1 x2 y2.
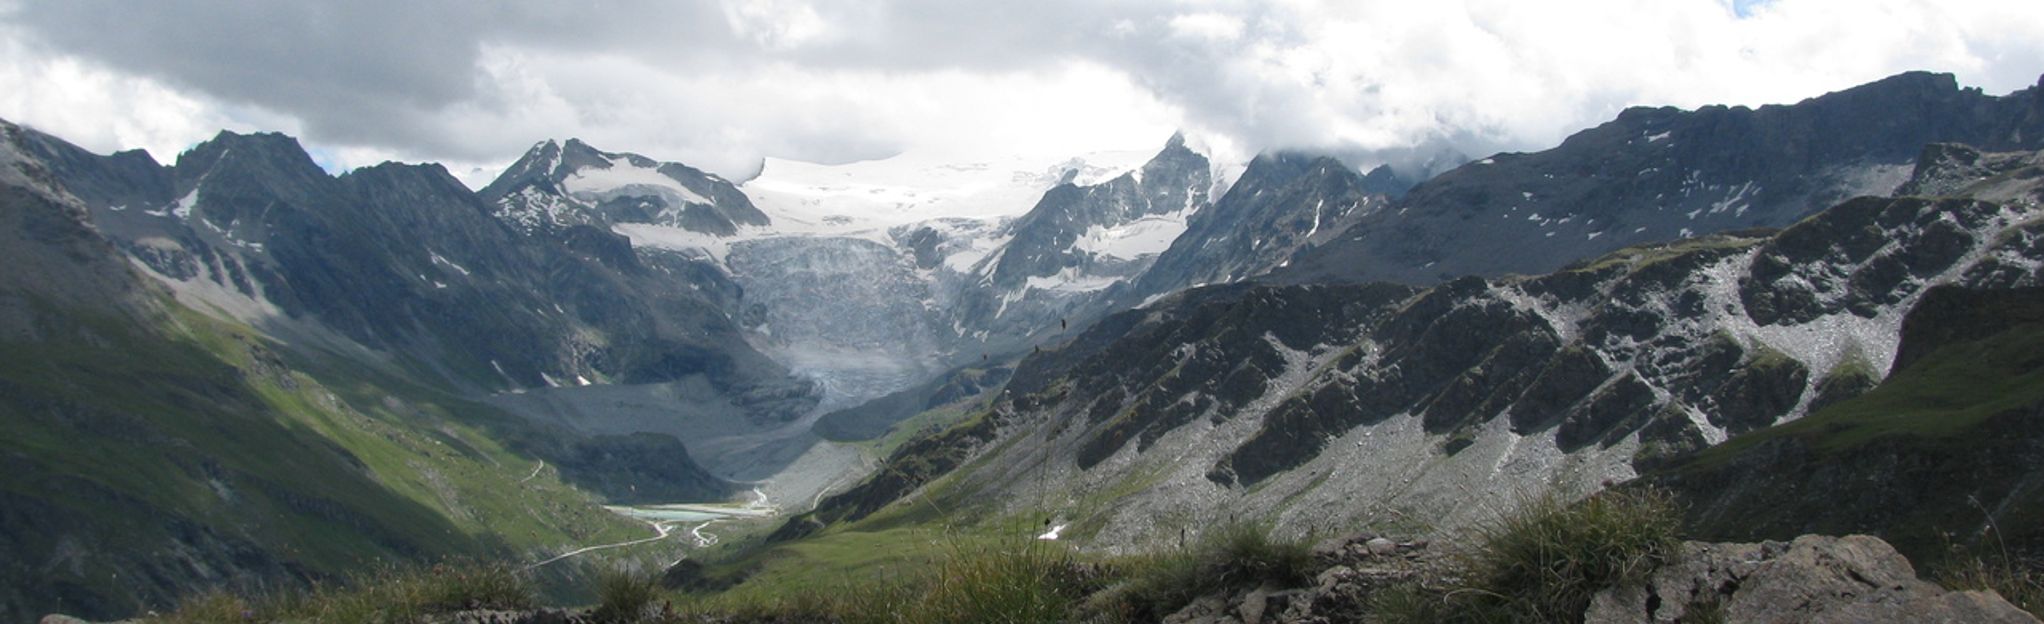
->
526 517 678 569
690 520 720 548
809 468 860 511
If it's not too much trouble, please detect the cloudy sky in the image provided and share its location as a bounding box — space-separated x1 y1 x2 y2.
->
3 0 2041 188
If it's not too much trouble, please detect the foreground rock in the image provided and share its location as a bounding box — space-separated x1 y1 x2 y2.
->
1156 533 2034 624
1586 535 2037 624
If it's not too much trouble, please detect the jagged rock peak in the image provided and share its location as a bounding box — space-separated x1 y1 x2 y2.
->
340 159 471 193
1242 150 1349 182
173 130 324 177
1162 130 1187 151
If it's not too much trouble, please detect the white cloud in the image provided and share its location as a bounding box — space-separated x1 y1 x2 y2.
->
1109 0 2044 170
2 0 2041 186
421 47 1180 186
0 32 282 165
721 0 834 50
1168 13 1245 42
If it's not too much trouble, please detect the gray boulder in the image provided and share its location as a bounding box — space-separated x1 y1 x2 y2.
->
1586 534 2037 624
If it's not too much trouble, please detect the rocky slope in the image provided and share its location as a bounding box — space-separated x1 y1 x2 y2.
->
780 141 1404 443
782 141 2044 554
1644 284 2044 562
1279 71 2044 287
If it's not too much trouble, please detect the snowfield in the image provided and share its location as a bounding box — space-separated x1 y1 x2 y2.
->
561 155 716 206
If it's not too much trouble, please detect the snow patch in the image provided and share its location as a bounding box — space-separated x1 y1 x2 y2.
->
1071 208 1194 260
1024 266 1120 293
429 251 472 276
563 158 714 206
613 223 740 263
170 188 199 220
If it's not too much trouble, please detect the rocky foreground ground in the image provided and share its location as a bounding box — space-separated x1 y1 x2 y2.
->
46 532 2030 624
1164 533 2035 624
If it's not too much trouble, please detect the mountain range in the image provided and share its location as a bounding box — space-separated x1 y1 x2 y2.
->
2 69 2042 620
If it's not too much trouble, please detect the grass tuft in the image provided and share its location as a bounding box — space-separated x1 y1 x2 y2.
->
592 566 665 623
153 590 256 624
676 534 1093 624
1936 554 2043 618
146 560 536 623
1372 488 1682 623
883 539 1094 624
1085 520 1316 622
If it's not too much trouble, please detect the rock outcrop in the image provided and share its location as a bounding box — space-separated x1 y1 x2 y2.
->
1151 534 2035 624
1586 535 2037 624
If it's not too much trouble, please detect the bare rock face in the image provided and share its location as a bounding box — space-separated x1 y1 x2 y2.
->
1585 535 2038 624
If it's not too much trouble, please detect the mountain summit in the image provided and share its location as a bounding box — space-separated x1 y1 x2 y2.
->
481 138 769 236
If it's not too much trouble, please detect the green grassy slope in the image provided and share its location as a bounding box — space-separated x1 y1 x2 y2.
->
1648 286 2044 562
0 298 646 621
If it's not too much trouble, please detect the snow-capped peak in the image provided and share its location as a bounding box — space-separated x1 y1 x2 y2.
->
479 138 767 237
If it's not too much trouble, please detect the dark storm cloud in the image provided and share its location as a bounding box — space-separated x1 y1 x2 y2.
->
10 2 484 148
6 1 750 158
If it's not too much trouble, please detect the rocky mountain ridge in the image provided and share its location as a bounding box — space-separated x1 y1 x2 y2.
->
1280 71 2044 287
1128 151 1386 303
15 126 808 409
781 140 2044 555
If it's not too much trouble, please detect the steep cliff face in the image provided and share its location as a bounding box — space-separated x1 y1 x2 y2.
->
786 142 2044 551
1128 152 1385 301
944 134 1217 357
1280 71 2044 287
0 121 152 332
979 133 1212 294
